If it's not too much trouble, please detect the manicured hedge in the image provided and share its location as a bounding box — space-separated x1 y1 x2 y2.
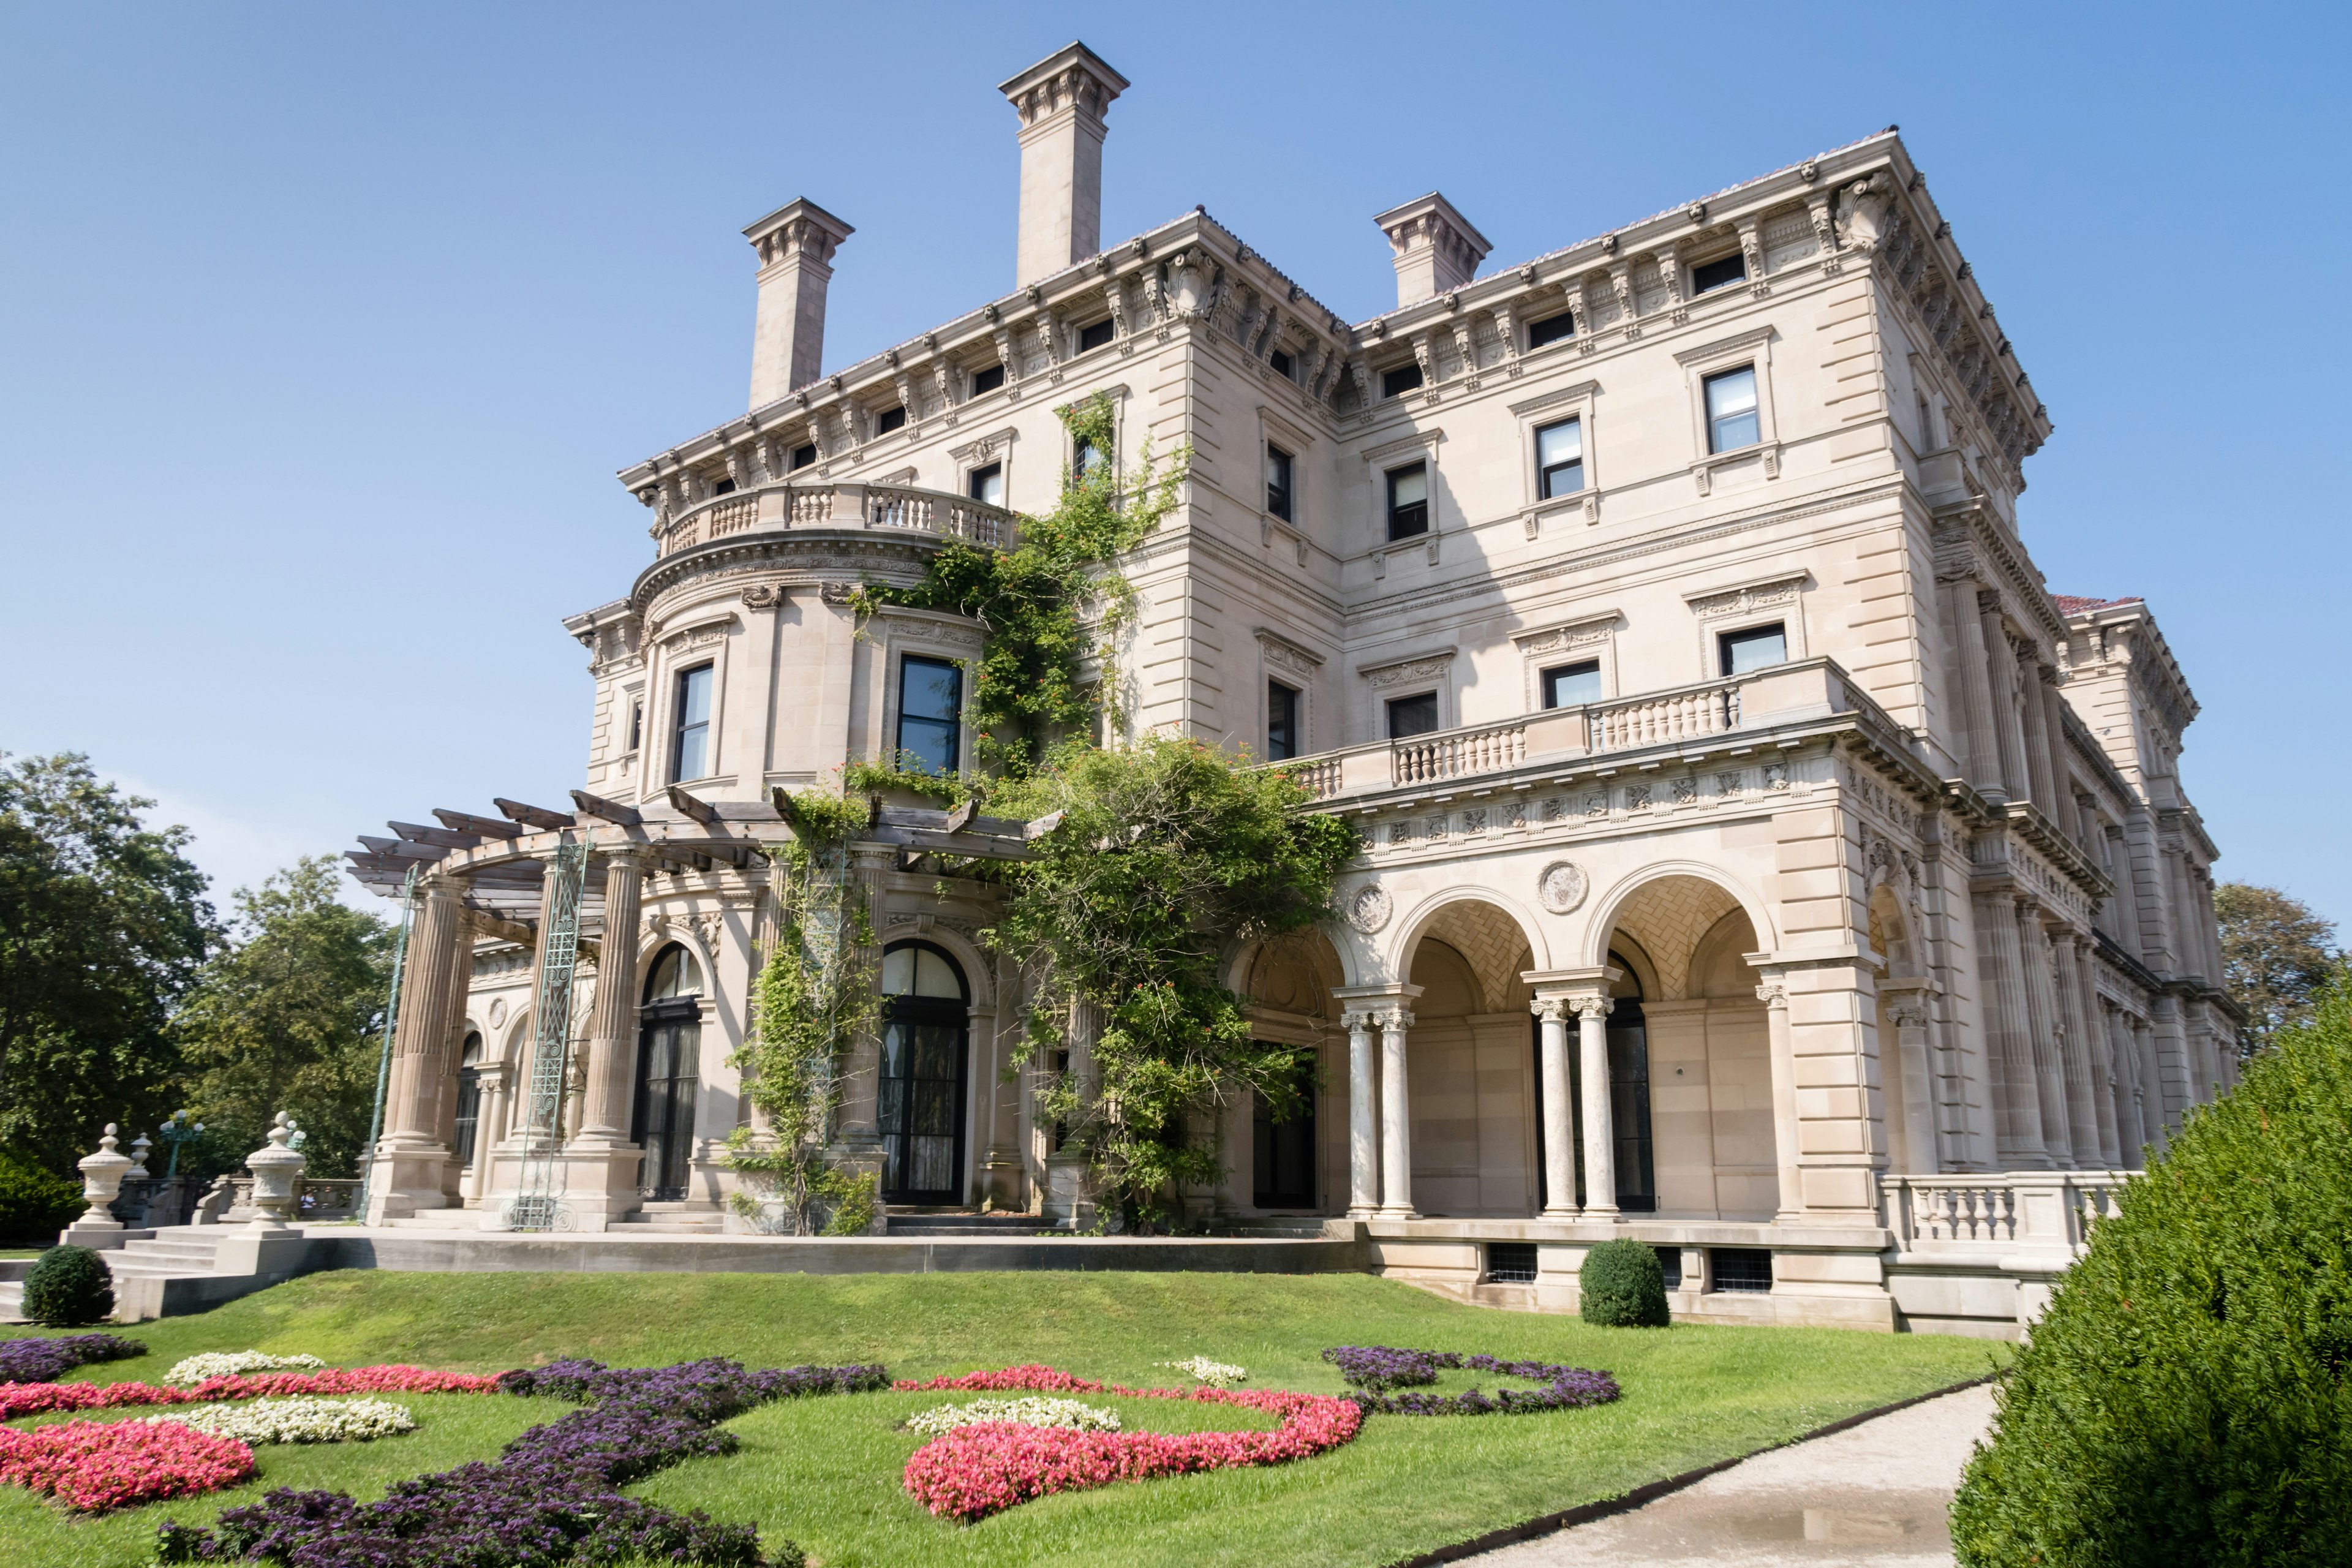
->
1578 1238 1670 1328
23 1245 115 1327
1951 989 2352 1566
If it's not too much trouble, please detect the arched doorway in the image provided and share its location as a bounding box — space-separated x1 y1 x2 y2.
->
452 1032 484 1170
1403 900 1540 1218
880 940 969 1205
635 944 703 1201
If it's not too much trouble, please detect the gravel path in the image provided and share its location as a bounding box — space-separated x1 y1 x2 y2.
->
1467 1385 1996 1567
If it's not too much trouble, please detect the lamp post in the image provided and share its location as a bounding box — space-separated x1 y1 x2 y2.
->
156 1109 204 1180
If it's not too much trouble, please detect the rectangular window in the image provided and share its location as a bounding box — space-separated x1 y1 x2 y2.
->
970 363 1006 396
789 442 817 471
1265 445 1293 521
1542 660 1601 709
1719 622 1788 677
1691 253 1747 294
1387 692 1439 739
1267 680 1299 760
1268 347 1294 379
896 655 963 775
1535 417 1583 499
1386 461 1428 540
1704 366 1761 453
875 405 907 435
1485 1242 1539 1285
627 701 643 753
1654 1245 1683 1290
1526 309 1575 349
671 664 713 782
712 477 736 495
967 462 1004 508
1709 1246 1774 1294
1382 362 1424 398
1073 432 1109 481
1077 318 1115 353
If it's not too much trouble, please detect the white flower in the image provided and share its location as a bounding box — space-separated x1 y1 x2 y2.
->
147 1396 416 1444
164 1351 328 1385
904 1397 1123 1438
1157 1356 1247 1387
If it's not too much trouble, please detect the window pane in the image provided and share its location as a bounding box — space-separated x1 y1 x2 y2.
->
1389 463 1427 507
970 364 1005 396
1268 348 1294 379
1526 310 1575 349
1074 436 1108 478
1542 661 1601 709
1720 624 1788 676
1265 446 1292 521
1540 459 1584 500
875 405 907 434
1387 692 1440 739
1078 318 1115 353
1536 419 1581 469
1692 254 1747 294
914 947 962 998
901 657 962 721
673 666 712 781
880 946 914 995
1706 366 1757 418
677 665 712 727
968 463 1003 507
1267 680 1298 760
1382 363 1423 398
790 443 816 470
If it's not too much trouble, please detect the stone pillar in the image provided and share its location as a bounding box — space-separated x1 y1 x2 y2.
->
579 850 649 1144
1533 999 1578 1219
2149 994 2192 1134
435 927 475 1204
1573 994 1617 1221
1344 1010 1379 1218
1944 578 2006 799
2133 1013 2169 1150
1755 979 1804 1222
1980 597 2030 801
2045 930 2104 1166
2013 900 2076 1168
837 843 897 1151
2069 938 2122 1166
366 873 467 1222
1377 1005 1415 1218
2102 1004 2141 1168
1973 891 2048 1167
2039 667 2075 820
1879 980 1939 1173
2017 658 2059 811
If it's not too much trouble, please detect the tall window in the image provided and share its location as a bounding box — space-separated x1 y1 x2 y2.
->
635 945 703 1202
1073 431 1109 481
452 1033 483 1169
1719 622 1787 676
1542 660 1601 709
897 655 963 774
1691 253 1747 293
1382 363 1423 398
671 665 713 782
968 462 1005 508
1267 680 1300 760
1265 445 1293 521
1704 366 1760 453
1077 318 1115 353
1268 347 1294 379
1387 692 1439 739
878 940 970 1203
627 700 643 753
970 363 1006 396
1386 461 1428 540
1535 418 1583 499
1526 309 1575 349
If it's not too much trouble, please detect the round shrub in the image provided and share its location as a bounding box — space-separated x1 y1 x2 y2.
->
23 1245 115 1328
0 1152 85 1245
1578 1238 1670 1327
1950 987 2352 1566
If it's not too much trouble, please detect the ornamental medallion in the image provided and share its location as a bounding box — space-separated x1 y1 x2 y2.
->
1345 885 1392 934
1536 860 1589 915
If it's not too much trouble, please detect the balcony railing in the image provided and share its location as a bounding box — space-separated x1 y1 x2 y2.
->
1880 1170 2125 1261
656 480 1016 558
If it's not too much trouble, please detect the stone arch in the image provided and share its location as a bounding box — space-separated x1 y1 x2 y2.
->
1580 861 1775 977
1389 887 1549 1008
891 922 997 1009
1241 929 1345 1022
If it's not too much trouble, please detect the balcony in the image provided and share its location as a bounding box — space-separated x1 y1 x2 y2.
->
654 480 1016 559
1288 657 1915 803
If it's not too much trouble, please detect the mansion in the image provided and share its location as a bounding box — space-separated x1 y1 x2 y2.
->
349 43 2238 1333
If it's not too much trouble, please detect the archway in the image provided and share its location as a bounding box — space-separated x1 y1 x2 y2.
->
878 939 969 1205
1401 900 1539 1218
635 944 703 1201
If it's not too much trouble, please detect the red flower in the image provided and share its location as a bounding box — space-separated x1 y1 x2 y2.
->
0 1365 502 1422
0 1420 254 1512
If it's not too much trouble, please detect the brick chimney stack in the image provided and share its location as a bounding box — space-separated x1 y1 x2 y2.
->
1000 42 1128 290
744 197 854 410
1374 192 1492 309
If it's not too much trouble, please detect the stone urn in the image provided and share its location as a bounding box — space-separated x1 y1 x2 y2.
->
75 1124 134 1232
245 1113 308 1230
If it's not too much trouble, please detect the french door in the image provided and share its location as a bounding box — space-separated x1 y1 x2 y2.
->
878 1005 967 1204
633 1008 701 1200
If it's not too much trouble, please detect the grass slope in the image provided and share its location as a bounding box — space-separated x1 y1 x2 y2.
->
1 1269 2001 1567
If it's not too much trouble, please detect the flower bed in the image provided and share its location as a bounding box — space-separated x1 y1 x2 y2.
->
1158 1356 1248 1387
145 1396 416 1445
0 1333 146 1385
906 1397 1121 1439
164 1351 326 1385
0 1420 254 1512
156 1358 884 1566
0 1364 501 1422
893 1364 1109 1395
1321 1346 1621 1415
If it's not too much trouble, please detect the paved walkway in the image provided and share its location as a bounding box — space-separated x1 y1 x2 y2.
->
1471 1385 1996 1567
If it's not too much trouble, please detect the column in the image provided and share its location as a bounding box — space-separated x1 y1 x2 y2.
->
366 872 467 1222
2017 657 2059 810
2044 930 2103 1165
1980 596 2030 801
2014 900 2076 1167
435 924 475 1203
2070 938 2122 1166
1880 981 1939 1173
1573 995 1617 1221
1377 1005 1415 1218
1344 1010 1378 1217
836 843 896 1149
2133 1013 2169 1149
1533 1000 1578 1219
1756 979 1803 1221
2103 1005 2143 1168
1944 578 2005 799
2039 667 2075 822
1972 891 2049 1168
578 848 649 1144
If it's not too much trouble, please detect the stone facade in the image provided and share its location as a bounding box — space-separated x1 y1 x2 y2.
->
350 46 2237 1334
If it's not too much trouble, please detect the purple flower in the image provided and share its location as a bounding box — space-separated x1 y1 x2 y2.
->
0 1332 146 1384
1322 1346 1620 1416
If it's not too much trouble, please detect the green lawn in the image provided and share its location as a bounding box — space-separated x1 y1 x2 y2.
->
1 1270 2004 1567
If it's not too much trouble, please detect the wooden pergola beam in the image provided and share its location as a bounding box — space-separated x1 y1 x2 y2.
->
496 797 577 831
570 788 643 826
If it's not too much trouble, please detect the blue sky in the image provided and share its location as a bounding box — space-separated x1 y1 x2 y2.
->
1 2 2345 930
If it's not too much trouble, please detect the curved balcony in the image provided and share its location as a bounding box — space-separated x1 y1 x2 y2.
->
653 480 1016 559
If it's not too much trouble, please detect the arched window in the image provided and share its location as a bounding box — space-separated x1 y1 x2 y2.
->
453 1031 484 1169
878 940 969 1205
634 944 704 1202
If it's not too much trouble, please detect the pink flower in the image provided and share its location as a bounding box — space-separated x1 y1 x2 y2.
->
0 1365 502 1422
892 1365 1110 1394
0 1419 254 1512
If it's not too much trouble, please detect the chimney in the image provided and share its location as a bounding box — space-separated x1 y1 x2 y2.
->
999 42 1129 289
1373 192 1492 309
744 197 854 410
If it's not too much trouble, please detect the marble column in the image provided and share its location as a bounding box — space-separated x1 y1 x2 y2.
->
1376 1005 1415 1218
578 849 649 1144
2017 657 2059 811
1944 577 2006 799
366 872 468 1222
1344 1010 1378 1218
1973 891 2049 1168
1757 978 1803 1221
2014 900 2076 1167
2045 930 2104 1166
2133 1014 2167 1150
836 843 897 1150
2103 1004 2143 1168
1879 980 1939 1173
2068 937 2122 1166
1533 999 1578 1219
1980 597 2030 801
1574 994 1617 1221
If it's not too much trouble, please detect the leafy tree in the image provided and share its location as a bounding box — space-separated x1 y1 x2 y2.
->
175 857 392 1178
0 753 214 1174
2215 881 2339 1057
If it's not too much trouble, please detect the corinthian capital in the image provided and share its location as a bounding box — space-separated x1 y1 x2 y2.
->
1570 994 1614 1024
1379 1006 1415 1034
1529 997 1574 1022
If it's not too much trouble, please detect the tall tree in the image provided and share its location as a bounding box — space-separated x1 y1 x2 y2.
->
175 858 392 1179
2215 881 2340 1058
0 753 215 1172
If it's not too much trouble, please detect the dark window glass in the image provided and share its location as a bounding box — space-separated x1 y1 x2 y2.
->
1387 692 1439 739
452 1032 483 1169
1074 433 1109 480
633 945 703 1202
672 664 713 782
712 477 736 495
1526 310 1575 349
970 363 1006 396
1655 1245 1683 1289
1386 461 1428 540
1267 680 1299 760
875 405 906 434
1486 1242 1539 1284
1382 362 1424 398
1542 660 1601 709
897 655 962 775
1719 622 1788 677
1536 417 1583 499
1265 445 1293 521
1077 318 1115 353
1704 366 1761 453
1691 253 1747 294
627 701 642 753
967 462 1004 508
1710 1247 1774 1293
1251 1053 1316 1208
879 940 969 1204
1268 347 1294 379
790 443 817 471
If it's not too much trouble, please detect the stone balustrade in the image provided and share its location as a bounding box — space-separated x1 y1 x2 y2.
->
655 480 1016 557
1880 1169 2125 1262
